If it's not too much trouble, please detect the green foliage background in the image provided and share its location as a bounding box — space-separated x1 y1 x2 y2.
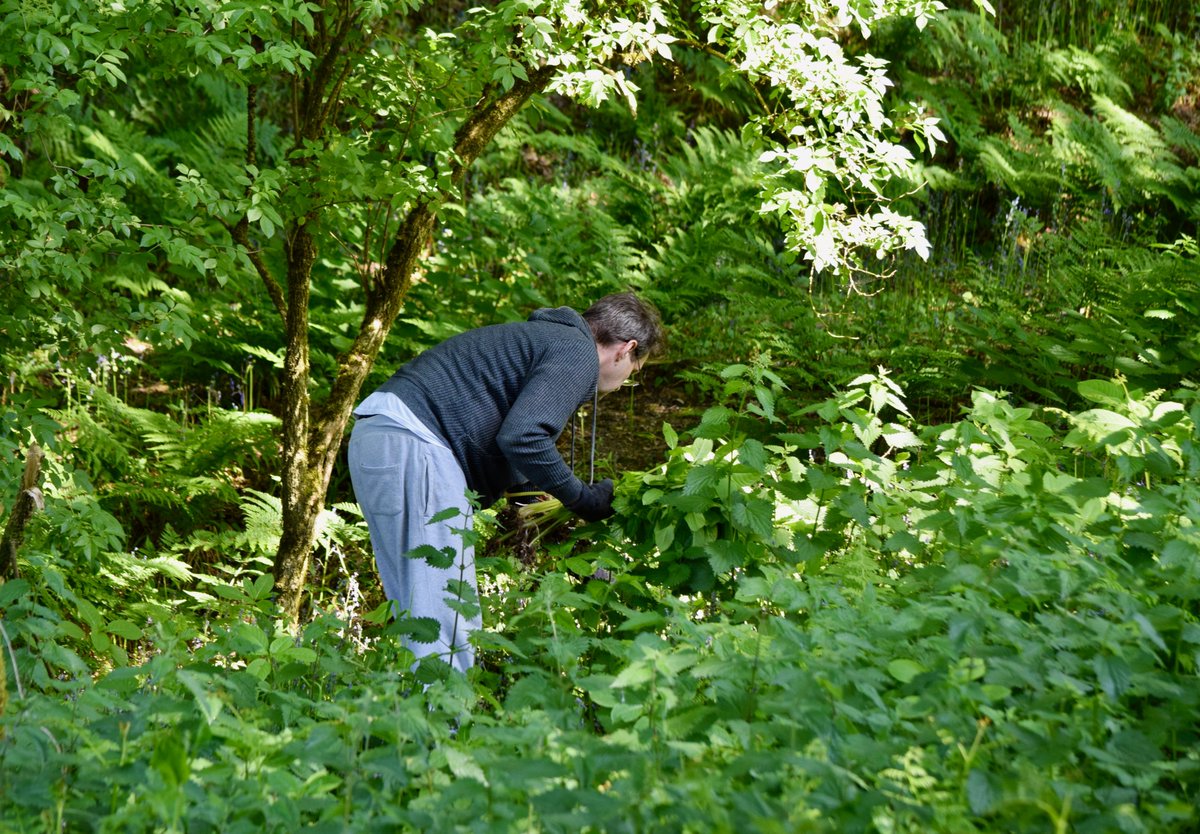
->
2 0 1200 830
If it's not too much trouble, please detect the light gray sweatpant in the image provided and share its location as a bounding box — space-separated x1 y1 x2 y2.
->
347 414 479 673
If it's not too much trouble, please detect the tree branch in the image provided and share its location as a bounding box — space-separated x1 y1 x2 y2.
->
313 64 559 438
230 78 288 321
231 224 289 320
449 64 558 182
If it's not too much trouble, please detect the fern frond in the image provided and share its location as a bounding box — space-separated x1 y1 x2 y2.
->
1044 47 1132 102
237 488 283 555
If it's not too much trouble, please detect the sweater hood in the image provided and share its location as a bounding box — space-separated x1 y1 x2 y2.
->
528 306 593 341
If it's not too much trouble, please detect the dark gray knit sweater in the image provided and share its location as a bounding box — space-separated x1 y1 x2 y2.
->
372 307 598 508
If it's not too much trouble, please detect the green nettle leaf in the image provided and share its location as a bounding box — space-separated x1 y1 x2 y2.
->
739 438 768 473
706 539 747 575
409 544 456 569
641 487 666 505
966 768 997 814
805 466 841 491
1094 655 1133 700
683 464 723 496
443 747 489 786
882 424 921 449
391 616 441 644
1106 729 1161 767
751 386 777 422
429 507 463 523
1131 612 1168 653
150 734 191 789
176 669 224 725
731 496 775 541
0 579 31 607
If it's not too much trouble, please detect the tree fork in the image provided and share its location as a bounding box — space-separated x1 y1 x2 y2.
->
271 64 556 623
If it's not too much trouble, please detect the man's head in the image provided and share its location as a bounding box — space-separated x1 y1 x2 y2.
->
583 292 664 393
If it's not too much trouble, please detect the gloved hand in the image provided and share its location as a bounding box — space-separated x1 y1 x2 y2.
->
568 478 615 522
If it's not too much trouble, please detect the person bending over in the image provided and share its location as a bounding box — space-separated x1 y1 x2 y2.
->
348 292 664 672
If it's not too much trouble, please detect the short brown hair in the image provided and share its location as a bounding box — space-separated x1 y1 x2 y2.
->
582 292 665 360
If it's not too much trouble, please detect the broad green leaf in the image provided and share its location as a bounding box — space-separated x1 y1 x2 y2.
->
641 487 665 505
887 658 926 683
0 578 31 607
612 662 654 689
705 540 747 575
75 597 104 629
731 496 775 541
966 769 996 814
739 439 768 473
443 748 489 786
654 522 676 553
663 422 678 449
1078 379 1126 406
249 573 274 601
176 669 224 725
106 619 143 640
1094 655 1132 700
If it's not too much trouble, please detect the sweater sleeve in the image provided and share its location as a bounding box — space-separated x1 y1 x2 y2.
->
495 339 597 505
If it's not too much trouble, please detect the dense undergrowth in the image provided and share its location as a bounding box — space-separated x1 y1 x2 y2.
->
3 362 1199 832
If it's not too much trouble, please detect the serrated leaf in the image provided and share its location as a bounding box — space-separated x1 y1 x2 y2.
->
1132 613 1167 653
731 497 774 541
428 507 462 524
612 662 653 689
683 464 723 496
706 540 746 575
617 611 666 632
408 544 455 569
882 425 921 448
0 578 31 607
176 669 224 725
443 748 488 786
391 615 440 644
739 439 768 473
1094 655 1132 700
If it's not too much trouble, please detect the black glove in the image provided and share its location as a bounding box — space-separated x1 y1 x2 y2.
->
568 478 615 522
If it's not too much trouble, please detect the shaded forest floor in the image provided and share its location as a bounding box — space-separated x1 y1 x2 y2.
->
579 364 703 478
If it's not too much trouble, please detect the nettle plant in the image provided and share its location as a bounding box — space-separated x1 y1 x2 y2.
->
533 364 1200 830
610 361 926 597
3 362 1199 831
